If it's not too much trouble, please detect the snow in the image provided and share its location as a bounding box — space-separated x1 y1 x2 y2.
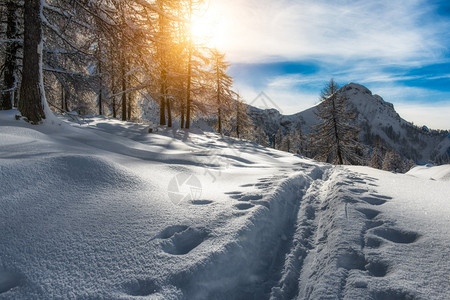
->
406 164 450 181
1 109 449 299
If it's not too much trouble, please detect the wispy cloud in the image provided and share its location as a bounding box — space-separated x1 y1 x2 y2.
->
214 0 449 64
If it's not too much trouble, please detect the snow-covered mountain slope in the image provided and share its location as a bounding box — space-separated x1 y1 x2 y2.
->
249 83 450 164
1 110 449 299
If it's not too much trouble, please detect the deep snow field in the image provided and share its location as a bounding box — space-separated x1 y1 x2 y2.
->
0 110 449 300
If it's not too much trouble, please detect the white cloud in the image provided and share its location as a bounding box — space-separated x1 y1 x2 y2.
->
209 0 450 129
211 0 447 64
233 80 319 115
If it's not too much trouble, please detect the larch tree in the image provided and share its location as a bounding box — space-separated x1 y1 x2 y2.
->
311 79 361 165
1 0 21 110
234 96 253 139
210 48 233 134
42 0 96 115
382 149 404 172
182 0 205 129
291 123 306 155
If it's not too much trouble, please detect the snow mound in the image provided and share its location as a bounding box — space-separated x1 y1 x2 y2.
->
406 164 450 181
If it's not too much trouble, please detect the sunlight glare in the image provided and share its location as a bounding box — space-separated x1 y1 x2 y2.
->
190 2 227 50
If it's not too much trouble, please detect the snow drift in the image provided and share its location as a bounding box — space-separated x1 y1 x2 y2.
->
1 110 449 299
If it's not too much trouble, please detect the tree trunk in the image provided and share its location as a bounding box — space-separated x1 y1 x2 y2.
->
216 59 222 134
218 107 222 134
112 97 117 118
1 1 19 110
185 1 193 129
112 73 117 118
331 97 343 164
167 98 172 127
185 48 192 129
236 106 240 138
127 92 132 120
19 0 46 123
181 104 185 129
159 70 166 125
120 53 127 121
98 56 103 115
61 83 65 110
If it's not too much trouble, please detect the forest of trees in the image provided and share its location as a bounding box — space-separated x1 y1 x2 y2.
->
0 1 443 172
0 0 252 133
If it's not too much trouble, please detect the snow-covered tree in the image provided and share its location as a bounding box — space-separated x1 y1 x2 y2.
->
1 0 21 110
369 147 384 169
291 124 306 155
274 127 283 149
233 97 254 139
382 150 404 172
254 126 270 147
311 79 361 165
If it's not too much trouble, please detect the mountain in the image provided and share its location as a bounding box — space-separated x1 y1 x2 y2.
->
248 83 450 165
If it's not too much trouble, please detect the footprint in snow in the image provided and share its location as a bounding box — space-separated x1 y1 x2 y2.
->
369 193 392 200
361 196 387 206
0 269 21 294
123 278 159 296
234 203 255 210
349 188 369 194
258 178 271 183
238 194 263 202
161 227 208 255
157 225 189 239
190 200 213 205
365 236 383 248
225 191 241 195
366 260 389 277
356 207 381 220
337 248 366 271
372 288 416 300
370 227 420 244
254 182 270 189
252 200 270 209
240 183 255 188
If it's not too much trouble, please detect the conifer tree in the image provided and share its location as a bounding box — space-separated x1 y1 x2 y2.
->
291 123 306 155
254 126 270 147
311 79 361 165
369 147 384 169
210 49 233 134
1 0 20 110
382 150 403 172
234 96 254 139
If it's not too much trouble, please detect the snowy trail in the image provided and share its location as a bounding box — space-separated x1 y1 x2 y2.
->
281 166 449 300
153 164 330 300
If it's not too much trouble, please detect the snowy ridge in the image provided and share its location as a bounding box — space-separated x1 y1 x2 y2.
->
1 110 449 299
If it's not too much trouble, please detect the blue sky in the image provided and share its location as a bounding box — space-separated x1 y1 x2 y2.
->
207 0 450 129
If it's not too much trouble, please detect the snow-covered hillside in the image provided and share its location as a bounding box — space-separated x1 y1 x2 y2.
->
249 83 450 164
0 110 449 299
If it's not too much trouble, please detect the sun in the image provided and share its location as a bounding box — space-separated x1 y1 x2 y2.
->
190 4 226 50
